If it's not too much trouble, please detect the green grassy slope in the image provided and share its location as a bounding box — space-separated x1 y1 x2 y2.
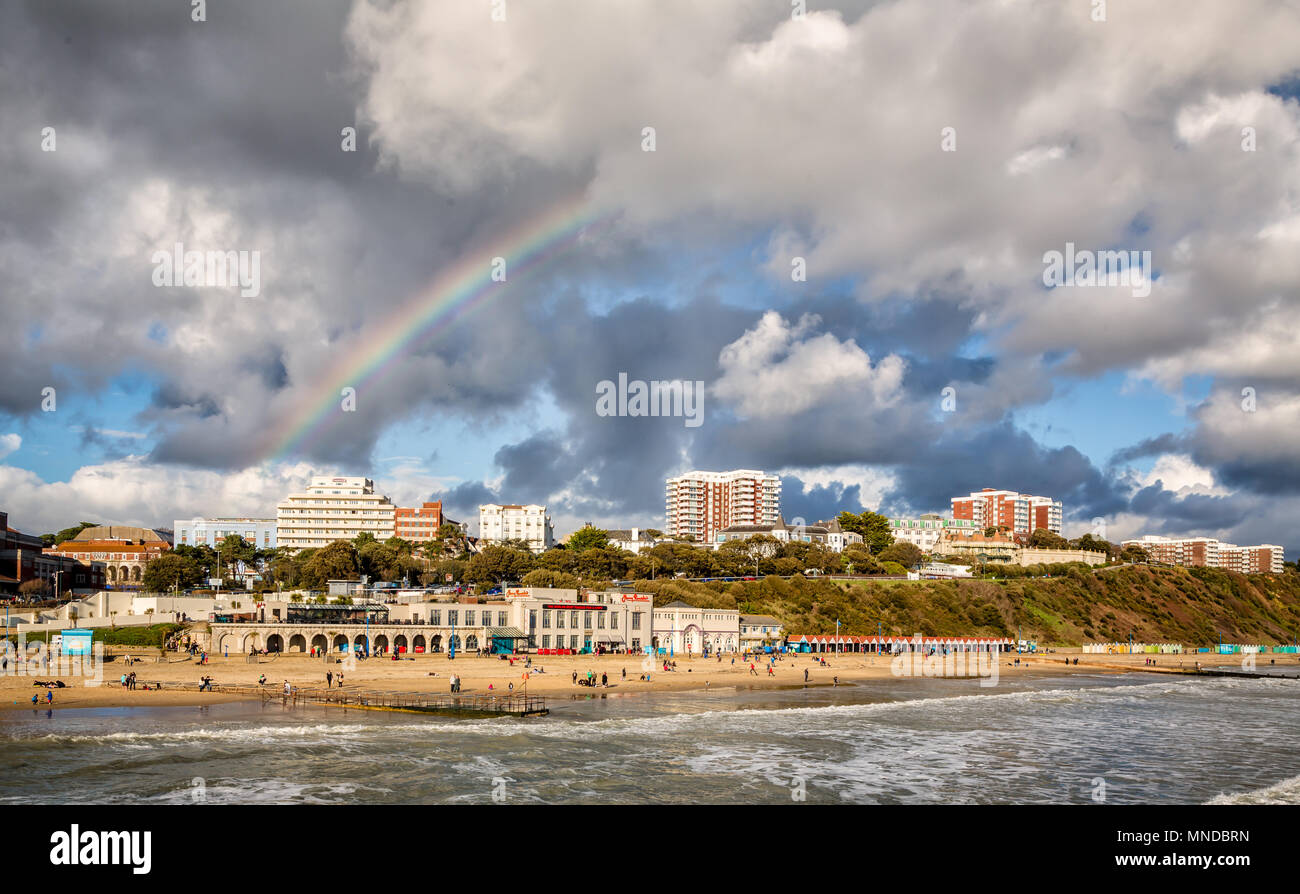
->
626 566 1300 646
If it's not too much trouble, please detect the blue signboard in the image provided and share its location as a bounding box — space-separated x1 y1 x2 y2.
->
61 629 93 656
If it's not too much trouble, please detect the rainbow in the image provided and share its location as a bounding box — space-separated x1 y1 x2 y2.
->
264 194 609 461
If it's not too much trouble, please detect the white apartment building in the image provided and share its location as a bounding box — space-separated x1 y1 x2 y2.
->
665 469 781 543
889 515 980 551
174 517 278 550
276 476 396 552
479 504 554 553
1122 535 1284 574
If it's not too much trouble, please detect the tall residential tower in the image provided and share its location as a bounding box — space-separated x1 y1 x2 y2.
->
665 469 781 543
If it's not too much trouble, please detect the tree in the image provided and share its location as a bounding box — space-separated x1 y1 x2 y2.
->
1119 544 1150 564
465 545 536 586
841 543 883 575
521 569 581 589
1028 528 1070 550
301 541 360 588
217 534 256 575
142 553 203 592
878 541 924 568
837 511 894 554
41 522 98 548
18 579 50 599
566 526 610 552
1069 533 1111 553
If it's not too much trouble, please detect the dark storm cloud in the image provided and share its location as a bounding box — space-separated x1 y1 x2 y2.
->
4 0 1298 557
780 476 864 525
885 423 1129 524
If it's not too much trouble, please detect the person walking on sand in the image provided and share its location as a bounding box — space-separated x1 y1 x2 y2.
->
326 671 333 688
45 690 53 705
767 665 775 676
621 667 626 681
601 672 607 688
572 670 578 686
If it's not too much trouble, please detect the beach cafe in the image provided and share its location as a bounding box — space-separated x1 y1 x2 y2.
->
786 634 1012 655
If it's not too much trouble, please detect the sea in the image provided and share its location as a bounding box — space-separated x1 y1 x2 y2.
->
2 671 1297 804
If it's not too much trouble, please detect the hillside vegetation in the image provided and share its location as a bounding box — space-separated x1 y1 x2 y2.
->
628 565 1300 646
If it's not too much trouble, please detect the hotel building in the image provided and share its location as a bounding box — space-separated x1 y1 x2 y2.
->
1122 535 1285 574
478 504 555 553
174 517 277 550
276 476 397 552
951 488 1062 539
665 469 781 543
889 515 981 551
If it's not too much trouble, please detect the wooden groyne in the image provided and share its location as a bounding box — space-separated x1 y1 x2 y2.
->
128 681 549 717
268 686 549 718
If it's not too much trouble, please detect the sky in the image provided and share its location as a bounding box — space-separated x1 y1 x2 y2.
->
1 0 1299 554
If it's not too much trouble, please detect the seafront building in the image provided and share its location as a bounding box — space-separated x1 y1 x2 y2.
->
174 517 278 549
478 504 555 553
651 600 740 655
43 524 170 588
889 515 981 550
0 510 105 595
394 501 465 544
951 488 1062 539
203 587 657 657
665 469 781 543
276 476 397 551
739 614 784 650
1121 535 1284 574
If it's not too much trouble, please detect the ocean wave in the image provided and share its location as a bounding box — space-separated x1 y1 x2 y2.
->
1206 773 1300 805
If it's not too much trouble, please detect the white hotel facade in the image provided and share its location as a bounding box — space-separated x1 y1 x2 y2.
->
479 504 555 553
276 476 397 551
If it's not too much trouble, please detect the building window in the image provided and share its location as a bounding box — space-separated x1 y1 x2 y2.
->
632 612 642 630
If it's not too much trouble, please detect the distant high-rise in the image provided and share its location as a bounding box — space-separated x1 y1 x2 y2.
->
1121 535 1284 573
665 469 781 543
951 488 1062 539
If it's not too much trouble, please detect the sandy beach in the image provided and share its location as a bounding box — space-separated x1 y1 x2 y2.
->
5 646 1293 713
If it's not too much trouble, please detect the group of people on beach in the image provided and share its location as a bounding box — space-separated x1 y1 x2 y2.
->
325 671 344 688
572 669 610 687
449 674 462 692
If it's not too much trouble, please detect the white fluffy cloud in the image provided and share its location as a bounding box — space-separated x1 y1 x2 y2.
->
711 311 905 418
0 434 19 460
0 459 316 534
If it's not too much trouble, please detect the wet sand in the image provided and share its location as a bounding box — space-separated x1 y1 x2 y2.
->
6 647 1284 712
